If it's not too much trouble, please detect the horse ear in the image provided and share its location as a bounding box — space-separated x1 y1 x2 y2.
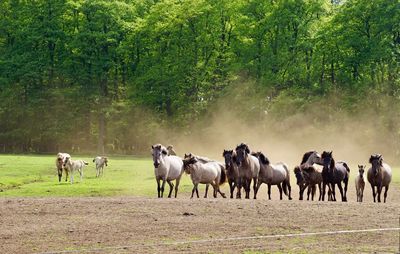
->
151 145 154 149
245 145 250 154
329 151 333 156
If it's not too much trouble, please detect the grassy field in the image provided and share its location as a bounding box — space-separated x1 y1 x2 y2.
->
0 154 196 197
0 154 399 197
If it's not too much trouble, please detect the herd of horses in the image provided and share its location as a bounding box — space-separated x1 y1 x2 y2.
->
151 143 393 203
55 153 108 184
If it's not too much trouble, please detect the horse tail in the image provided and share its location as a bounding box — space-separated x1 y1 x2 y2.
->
93 158 95 163
282 163 290 196
219 164 227 185
342 162 350 173
282 181 289 196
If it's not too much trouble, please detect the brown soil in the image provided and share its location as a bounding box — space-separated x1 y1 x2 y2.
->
1 185 399 254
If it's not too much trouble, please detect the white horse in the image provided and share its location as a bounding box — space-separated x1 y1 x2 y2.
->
56 152 71 182
183 154 226 198
152 144 184 198
93 156 108 177
63 157 88 184
253 152 292 200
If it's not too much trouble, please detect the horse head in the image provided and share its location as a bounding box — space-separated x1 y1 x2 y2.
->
357 165 365 179
182 154 197 173
103 157 108 166
222 150 234 168
235 143 250 166
369 154 383 176
293 166 304 185
321 151 334 172
151 144 168 168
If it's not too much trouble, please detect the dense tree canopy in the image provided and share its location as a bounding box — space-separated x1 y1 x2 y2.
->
0 0 399 154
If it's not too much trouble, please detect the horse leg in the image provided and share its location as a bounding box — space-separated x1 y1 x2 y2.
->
65 168 69 182
383 185 388 203
191 184 196 199
337 183 345 202
160 179 166 198
306 185 311 201
70 170 74 184
371 184 376 202
287 180 292 200
228 180 234 199
245 179 250 199
204 184 209 198
255 180 263 199
195 184 200 198
318 183 322 201
174 178 180 198
277 184 283 200
167 180 174 198
343 177 348 201
330 183 336 201
253 178 258 199
156 178 161 198
58 168 62 182
267 184 272 200
236 178 242 199
79 168 83 182
377 184 382 203
299 184 305 201
322 183 326 201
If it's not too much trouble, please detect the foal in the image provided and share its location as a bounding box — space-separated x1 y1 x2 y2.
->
355 165 366 202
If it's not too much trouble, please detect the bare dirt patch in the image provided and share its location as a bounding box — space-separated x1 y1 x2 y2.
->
1 185 399 254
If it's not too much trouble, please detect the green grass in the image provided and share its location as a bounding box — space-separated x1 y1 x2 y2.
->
0 154 194 197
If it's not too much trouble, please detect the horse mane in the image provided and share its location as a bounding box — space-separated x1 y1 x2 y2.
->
236 143 250 154
293 166 301 174
256 152 270 165
300 151 315 164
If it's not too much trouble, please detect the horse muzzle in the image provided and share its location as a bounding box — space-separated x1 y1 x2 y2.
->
154 162 160 168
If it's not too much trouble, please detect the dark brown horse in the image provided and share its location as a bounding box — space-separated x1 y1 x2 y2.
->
321 151 350 202
367 154 392 203
235 143 260 199
222 149 239 198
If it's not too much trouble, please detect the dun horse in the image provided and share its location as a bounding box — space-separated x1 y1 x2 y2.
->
367 154 392 203
152 144 184 198
223 150 239 198
355 165 366 202
321 151 350 202
183 154 226 198
295 151 323 201
235 143 260 199
252 152 292 200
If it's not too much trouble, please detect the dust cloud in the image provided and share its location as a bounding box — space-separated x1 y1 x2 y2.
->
152 83 399 168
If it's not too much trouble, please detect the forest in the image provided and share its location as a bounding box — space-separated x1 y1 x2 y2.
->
0 0 399 155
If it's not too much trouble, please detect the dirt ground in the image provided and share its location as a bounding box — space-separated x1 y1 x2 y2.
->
1 184 400 254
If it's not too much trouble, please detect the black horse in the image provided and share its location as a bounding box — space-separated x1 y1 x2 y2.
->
321 151 350 202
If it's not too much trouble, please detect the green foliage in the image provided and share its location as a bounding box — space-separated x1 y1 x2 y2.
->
0 0 399 154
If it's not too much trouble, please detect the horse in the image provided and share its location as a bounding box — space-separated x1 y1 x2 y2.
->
152 144 184 198
183 154 226 199
252 152 292 200
93 156 108 177
56 152 70 182
321 151 350 202
294 166 322 201
235 143 260 199
63 157 88 184
167 145 176 156
367 154 392 203
222 149 239 198
296 151 323 201
355 165 366 202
